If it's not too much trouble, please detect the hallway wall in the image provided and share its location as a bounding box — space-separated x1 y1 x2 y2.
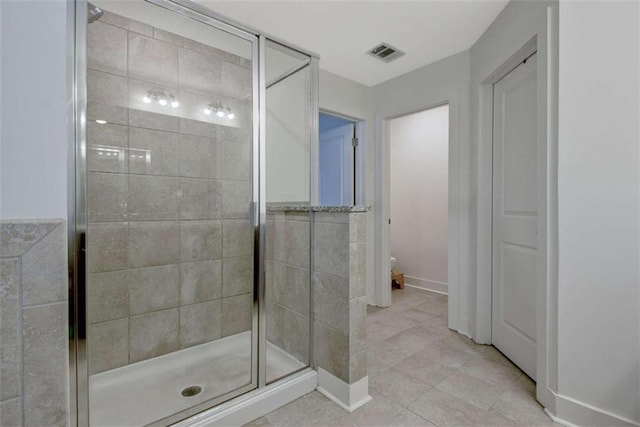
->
389 105 449 293
557 1 640 424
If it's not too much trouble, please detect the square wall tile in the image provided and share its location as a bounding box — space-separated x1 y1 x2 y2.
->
90 318 129 374
179 178 222 220
179 134 217 179
180 260 222 305
0 222 58 258
88 270 129 323
179 300 222 348
313 322 349 383
87 172 128 222
22 303 69 426
0 258 20 400
349 243 367 299
129 221 180 268
220 142 251 181
178 47 221 94
313 272 349 335
222 256 253 297
130 309 179 363
128 127 179 176
87 222 128 273
222 220 253 257
285 220 310 269
179 118 219 139
0 398 21 426
87 122 128 173
220 61 252 100
222 181 251 219
129 265 180 315
88 21 127 76
128 33 178 86
222 294 252 337
128 175 179 221
87 69 128 125
313 222 349 278
21 223 67 306
349 212 367 243
219 126 250 144
180 220 222 262
129 109 180 133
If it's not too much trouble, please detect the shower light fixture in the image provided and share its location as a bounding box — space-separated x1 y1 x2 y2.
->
203 102 235 120
143 88 179 108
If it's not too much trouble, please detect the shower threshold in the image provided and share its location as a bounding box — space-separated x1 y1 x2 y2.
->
90 332 305 427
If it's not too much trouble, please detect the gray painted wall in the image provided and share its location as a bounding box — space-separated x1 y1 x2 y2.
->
558 1 639 423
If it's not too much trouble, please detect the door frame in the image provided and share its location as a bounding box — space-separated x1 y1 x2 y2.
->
373 91 462 332
476 29 558 410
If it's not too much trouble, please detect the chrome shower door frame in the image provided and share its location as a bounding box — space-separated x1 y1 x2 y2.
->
71 1 260 425
70 0 319 424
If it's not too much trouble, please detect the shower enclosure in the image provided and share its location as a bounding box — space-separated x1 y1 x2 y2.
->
70 0 318 425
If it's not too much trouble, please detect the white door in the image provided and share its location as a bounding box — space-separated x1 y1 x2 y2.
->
319 123 354 205
492 53 538 379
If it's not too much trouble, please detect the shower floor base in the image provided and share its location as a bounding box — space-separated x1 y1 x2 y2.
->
90 332 305 427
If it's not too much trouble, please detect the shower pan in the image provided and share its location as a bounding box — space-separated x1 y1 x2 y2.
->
70 0 318 425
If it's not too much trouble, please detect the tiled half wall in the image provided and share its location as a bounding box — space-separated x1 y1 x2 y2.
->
0 220 69 426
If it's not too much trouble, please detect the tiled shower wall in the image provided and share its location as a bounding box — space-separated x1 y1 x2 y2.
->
0 221 69 426
266 211 311 364
86 10 253 373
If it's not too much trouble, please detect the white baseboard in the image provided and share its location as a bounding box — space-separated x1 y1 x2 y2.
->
176 368 318 426
546 390 639 427
316 368 372 412
404 275 448 294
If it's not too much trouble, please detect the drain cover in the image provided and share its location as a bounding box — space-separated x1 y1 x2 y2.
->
181 385 203 397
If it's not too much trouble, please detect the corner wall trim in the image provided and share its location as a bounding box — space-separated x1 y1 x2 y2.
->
546 390 640 427
316 368 372 413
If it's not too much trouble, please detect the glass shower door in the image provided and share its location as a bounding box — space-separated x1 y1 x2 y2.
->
82 1 257 425
264 40 313 384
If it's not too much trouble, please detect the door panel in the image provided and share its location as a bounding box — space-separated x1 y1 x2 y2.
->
319 123 354 206
492 53 538 379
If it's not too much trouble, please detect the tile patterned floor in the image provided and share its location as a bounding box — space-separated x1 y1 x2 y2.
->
246 288 558 426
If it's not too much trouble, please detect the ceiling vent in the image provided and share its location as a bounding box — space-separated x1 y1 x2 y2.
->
367 43 405 63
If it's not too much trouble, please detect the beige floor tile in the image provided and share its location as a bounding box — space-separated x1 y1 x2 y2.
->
392 352 455 387
368 339 413 374
264 392 330 426
422 339 476 369
489 389 558 426
407 388 489 426
384 328 432 354
384 409 436 426
369 366 433 407
459 356 523 388
347 391 405 426
436 371 508 410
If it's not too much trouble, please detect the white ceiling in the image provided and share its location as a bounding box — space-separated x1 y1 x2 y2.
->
197 0 509 87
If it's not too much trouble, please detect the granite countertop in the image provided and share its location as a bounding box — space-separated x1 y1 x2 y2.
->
266 205 370 213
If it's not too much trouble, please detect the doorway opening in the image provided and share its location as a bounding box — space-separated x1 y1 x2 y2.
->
388 105 449 296
318 112 362 206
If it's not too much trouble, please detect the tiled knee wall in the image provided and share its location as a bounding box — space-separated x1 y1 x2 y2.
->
265 211 311 363
0 221 69 426
264 209 368 383
313 212 368 384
